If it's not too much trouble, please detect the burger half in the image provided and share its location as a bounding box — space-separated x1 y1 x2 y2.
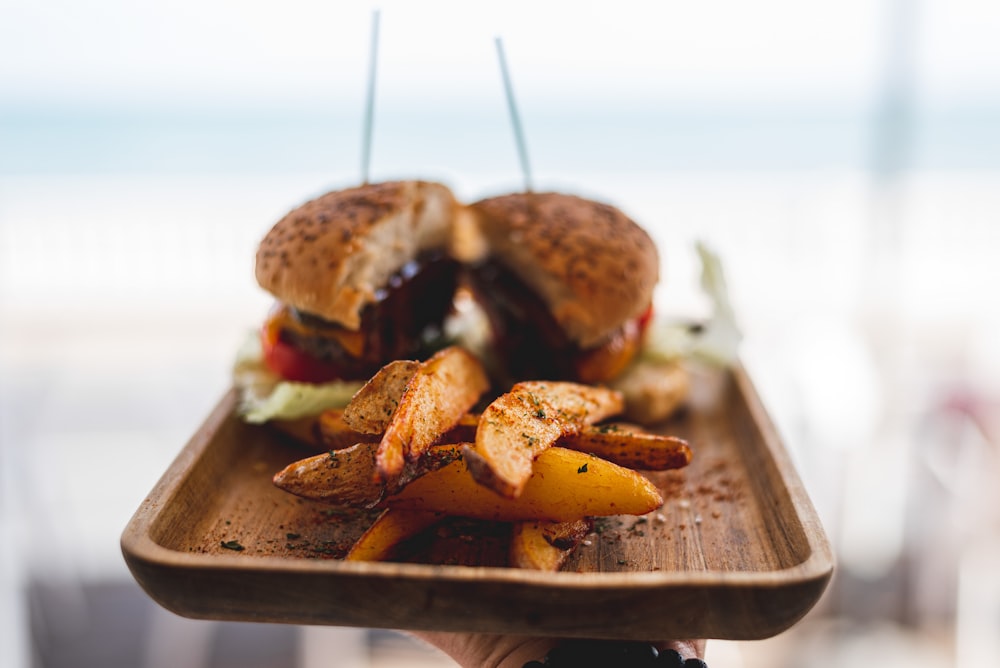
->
254 180 463 384
235 180 473 422
237 183 702 425
465 191 659 385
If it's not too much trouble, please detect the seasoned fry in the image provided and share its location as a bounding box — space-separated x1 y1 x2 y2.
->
438 413 478 443
342 359 421 434
317 409 379 450
274 420 685 511
310 410 688 472
269 349 693 573
272 442 464 508
268 410 381 453
562 425 692 471
389 446 662 521
466 381 624 498
510 519 592 571
345 509 445 562
272 443 386 509
376 347 489 482
611 359 690 425
315 409 476 453
269 416 323 449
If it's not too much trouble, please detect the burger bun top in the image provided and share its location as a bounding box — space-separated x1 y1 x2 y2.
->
470 191 659 348
255 180 458 330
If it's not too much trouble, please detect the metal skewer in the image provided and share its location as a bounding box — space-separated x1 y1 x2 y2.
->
495 37 533 192
360 10 380 184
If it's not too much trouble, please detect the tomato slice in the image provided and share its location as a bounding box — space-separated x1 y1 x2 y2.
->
260 327 345 383
573 304 655 383
574 319 642 384
637 303 655 335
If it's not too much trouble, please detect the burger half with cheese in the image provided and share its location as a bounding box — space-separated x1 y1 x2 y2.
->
463 192 658 382
236 180 471 422
464 191 689 423
236 182 713 425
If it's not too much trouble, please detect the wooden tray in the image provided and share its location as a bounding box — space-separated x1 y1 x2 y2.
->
122 365 832 640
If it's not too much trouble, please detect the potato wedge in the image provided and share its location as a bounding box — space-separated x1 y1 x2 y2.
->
562 425 692 471
307 409 688 472
317 409 380 450
269 415 324 449
316 409 475 452
510 519 592 571
376 346 489 482
273 442 464 508
345 509 445 562
466 382 624 498
389 446 663 521
611 359 690 425
379 412 689 472
267 410 382 453
438 413 478 443
272 442 386 509
277 415 688 507
342 359 421 434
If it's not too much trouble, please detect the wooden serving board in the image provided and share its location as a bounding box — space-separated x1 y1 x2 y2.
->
121 365 832 640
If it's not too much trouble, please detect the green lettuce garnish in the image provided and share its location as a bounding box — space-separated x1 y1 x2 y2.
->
640 241 742 366
232 333 363 423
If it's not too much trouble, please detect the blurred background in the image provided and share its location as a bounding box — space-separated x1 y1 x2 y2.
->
2 0 999 666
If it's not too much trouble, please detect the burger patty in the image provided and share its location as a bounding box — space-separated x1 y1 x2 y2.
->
466 259 581 382
467 259 645 384
280 252 460 378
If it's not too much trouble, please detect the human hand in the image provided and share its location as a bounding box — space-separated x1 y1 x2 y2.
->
410 631 706 668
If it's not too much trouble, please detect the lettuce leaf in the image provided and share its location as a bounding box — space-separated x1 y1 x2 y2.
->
232 240 740 424
640 241 742 366
232 333 363 423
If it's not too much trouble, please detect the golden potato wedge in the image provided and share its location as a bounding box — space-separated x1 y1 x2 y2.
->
413 413 690 472
277 414 687 506
437 413 478 444
562 425 692 471
376 346 489 482
510 519 592 571
317 409 380 450
270 410 380 453
317 409 475 452
345 509 445 562
272 442 464 508
342 359 421 434
466 381 624 498
611 359 690 425
388 446 662 521
269 416 324 450
272 442 386 509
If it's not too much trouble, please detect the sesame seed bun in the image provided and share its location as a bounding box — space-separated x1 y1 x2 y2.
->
255 181 459 330
470 192 659 348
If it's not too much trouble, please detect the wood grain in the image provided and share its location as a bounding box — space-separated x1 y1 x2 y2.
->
121 364 833 640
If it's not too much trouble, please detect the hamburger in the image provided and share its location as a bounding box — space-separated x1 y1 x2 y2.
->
238 181 698 425
254 180 463 384
465 191 659 386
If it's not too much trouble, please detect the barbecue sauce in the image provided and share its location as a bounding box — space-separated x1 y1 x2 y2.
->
466 260 644 385
275 253 460 379
465 260 575 383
